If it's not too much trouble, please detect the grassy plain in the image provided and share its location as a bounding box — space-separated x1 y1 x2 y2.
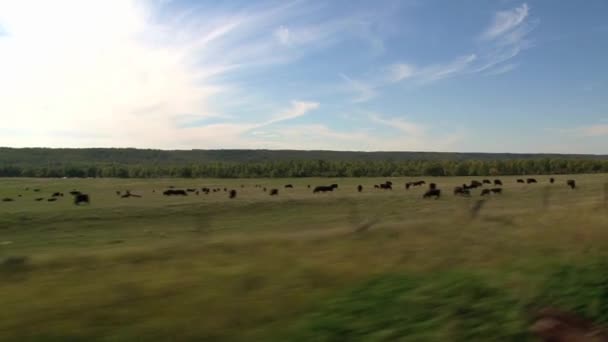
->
1 174 608 341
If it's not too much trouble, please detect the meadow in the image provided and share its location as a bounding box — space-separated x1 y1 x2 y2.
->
1 174 608 341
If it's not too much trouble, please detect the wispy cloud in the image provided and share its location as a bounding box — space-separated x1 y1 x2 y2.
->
481 3 529 41
369 114 425 137
342 3 536 101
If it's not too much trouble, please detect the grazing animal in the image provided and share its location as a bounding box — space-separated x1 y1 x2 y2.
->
412 181 426 187
313 185 335 193
481 189 491 196
229 190 237 199
470 180 483 188
47 198 57 202
357 185 363 192
550 177 555 184
385 181 393 186
285 184 294 189
2 198 14 202
52 192 63 197
74 194 90 205
517 179 525 183
379 182 392 190
429 183 437 190
263 187 267 192
116 191 121 196
423 189 441 199
163 189 187 196
168 186 175 188
494 179 503 186
121 193 141 198
69 190 81 196
405 182 411 190
453 186 470 196
35 198 44 201
186 188 196 192
33 189 40 192
307 185 311 188
527 178 538 184
374 185 380 189
270 189 279 196
567 179 576 189
490 188 503 194
223 188 227 192
483 179 491 184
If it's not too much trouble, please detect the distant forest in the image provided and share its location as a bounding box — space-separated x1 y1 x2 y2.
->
1 148 607 178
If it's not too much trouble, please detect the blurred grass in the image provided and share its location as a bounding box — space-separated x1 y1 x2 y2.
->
0 174 607 340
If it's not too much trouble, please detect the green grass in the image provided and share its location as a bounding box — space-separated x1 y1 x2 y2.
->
1 175 608 341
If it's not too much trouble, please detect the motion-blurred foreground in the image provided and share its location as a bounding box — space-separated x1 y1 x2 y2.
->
1 175 608 341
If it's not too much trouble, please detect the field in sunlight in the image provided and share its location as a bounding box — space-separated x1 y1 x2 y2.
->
1 175 608 341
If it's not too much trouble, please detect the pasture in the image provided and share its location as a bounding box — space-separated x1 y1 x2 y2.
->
1 174 608 341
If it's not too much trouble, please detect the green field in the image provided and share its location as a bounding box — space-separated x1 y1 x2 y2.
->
1 175 608 341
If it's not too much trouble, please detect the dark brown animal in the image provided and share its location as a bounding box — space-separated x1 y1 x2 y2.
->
52 192 63 197
494 179 503 186
482 179 491 184
35 198 44 201
527 178 538 184
567 179 576 189
550 177 555 184
229 190 237 199
429 183 437 190
423 189 441 199
163 189 187 196
517 179 525 183
270 189 279 196
285 184 293 188
357 185 363 192
47 198 57 202
490 188 503 194
470 180 483 188
2 198 14 202
74 194 90 205
313 185 334 193
481 189 491 196
453 186 470 196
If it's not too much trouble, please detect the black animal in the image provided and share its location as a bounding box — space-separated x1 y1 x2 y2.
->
379 182 392 190
385 181 393 186
481 189 491 196
52 192 63 197
35 198 44 201
285 184 294 189
229 190 237 199
223 188 227 192
405 182 411 190
494 179 503 186
527 178 538 184
202 187 210 193
270 189 279 196
483 179 491 184
357 185 363 192
470 180 483 188
74 194 90 205
116 191 121 196
168 186 175 189
453 186 470 196
69 190 82 196
313 185 335 193
163 189 187 196
307 185 311 188
490 188 503 194
186 188 196 192
121 192 141 198
375 185 380 189
423 189 441 199
429 183 437 190
550 177 555 184
2 198 14 202
517 179 525 183
47 198 57 202
567 179 576 189
33 189 40 192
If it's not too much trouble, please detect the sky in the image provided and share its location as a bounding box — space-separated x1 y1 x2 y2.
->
0 0 607 153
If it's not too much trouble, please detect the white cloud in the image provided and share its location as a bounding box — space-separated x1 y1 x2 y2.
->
274 25 290 45
481 3 529 41
387 63 415 82
340 74 377 103
369 114 425 137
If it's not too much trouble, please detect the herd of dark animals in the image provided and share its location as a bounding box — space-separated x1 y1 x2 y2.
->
0 178 580 204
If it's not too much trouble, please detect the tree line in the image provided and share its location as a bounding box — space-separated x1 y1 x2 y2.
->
1 159 607 178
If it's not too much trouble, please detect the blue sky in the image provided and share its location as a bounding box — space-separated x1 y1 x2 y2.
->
0 0 607 153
